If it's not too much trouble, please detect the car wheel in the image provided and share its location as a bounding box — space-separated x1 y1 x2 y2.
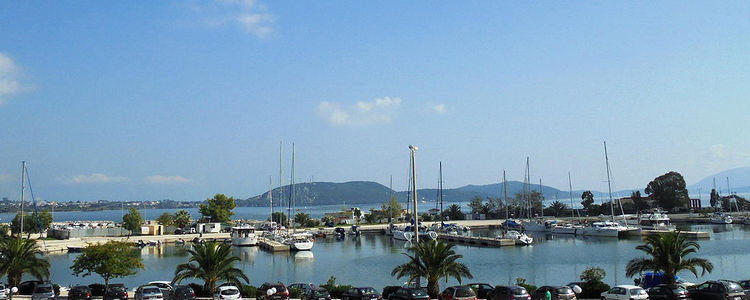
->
600 297 606 300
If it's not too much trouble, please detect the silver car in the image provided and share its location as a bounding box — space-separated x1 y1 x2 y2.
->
0 284 9 300
31 284 56 300
136 286 165 300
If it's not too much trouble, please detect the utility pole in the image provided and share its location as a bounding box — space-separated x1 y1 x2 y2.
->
409 144 420 288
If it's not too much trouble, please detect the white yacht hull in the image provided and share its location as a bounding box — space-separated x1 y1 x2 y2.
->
551 226 582 235
292 241 314 251
392 230 413 241
582 227 619 237
231 235 258 246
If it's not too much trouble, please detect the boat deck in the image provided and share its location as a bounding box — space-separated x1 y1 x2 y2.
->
257 237 290 252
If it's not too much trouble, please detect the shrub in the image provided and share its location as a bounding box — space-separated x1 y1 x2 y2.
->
319 276 353 299
580 266 606 282
515 278 536 294
288 287 303 299
240 285 257 298
580 280 610 299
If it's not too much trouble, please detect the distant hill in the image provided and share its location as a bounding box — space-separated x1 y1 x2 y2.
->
689 167 750 194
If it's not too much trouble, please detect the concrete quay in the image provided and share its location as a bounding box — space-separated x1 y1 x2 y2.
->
37 232 230 253
257 236 290 252
438 233 515 247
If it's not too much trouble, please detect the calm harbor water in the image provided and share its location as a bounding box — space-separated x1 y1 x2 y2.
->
39 224 750 290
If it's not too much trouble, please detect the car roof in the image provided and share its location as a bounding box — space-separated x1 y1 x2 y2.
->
218 286 238 290
614 285 641 289
36 284 53 288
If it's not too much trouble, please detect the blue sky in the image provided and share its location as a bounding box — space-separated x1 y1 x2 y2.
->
1 1 749 202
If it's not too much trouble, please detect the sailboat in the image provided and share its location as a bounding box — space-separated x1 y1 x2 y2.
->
282 144 314 251
581 142 640 237
551 173 584 235
520 159 550 233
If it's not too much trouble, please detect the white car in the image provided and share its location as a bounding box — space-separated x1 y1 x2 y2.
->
214 286 242 300
0 285 9 300
600 285 649 300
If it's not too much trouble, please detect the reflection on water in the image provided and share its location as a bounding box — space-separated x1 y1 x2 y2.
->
43 224 750 289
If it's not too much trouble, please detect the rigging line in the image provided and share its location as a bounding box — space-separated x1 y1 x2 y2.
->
25 167 47 248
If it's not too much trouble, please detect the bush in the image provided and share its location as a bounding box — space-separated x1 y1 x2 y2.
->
188 283 206 297
515 278 536 294
580 266 606 282
320 276 353 299
580 280 610 299
240 285 257 298
288 287 303 299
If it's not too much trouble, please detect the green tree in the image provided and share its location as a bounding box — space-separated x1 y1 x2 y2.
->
631 190 649 211
353 208 362 224
580 266 605 282
443 204 464 221
645 171 689 211
122 207 143 237
581 191 594 210
173 210 192 229
548 201 568 217
0 236 50 287
71 241 144 293
468 196 484 215
364 210 378 224
270 212 288 226
199 194 237 223
156 212 174 227
381 196 403 221
321 216 335 226
391 240 473 298
0 224 9 236
578 267 610 299
625 232 713 284
10 213 35 237
294 213 312 227
173 242 249 295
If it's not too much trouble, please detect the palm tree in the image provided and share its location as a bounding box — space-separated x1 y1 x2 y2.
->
0 236 50 287
626 231 713 284
391 240 473 298
173 242 248 295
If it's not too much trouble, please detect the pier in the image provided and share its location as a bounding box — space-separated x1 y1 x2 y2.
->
438 233 515 247
257 236 290 252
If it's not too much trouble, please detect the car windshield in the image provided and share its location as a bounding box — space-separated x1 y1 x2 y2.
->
741 282 750 289
511 288 528 295
273 285 286 292
410 289 428 297
672 287 688 294
630 288 647 296
72 287 88 292
455 288 475 297
152 283 170 289
35 287 53 293
555 287 572 294
145 288 162 294
110 287 126 292
221 289 239 295
724 282 743 293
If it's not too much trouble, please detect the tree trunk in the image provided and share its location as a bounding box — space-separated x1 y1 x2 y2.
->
104 277 110 299
427 280 439 300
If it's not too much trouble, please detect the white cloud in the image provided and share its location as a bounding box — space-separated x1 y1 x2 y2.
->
62 173 129 184
0 52 23 105
189 0 274 38
430 103 447 114
317 97 402 126
145 175 192 184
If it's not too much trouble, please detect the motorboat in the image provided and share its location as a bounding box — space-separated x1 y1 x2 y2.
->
231 226 258 246
500 230 533 245
711 212 733 224
67 245 84 252
522 219 557 232
581 221 621 237
634 209 676 231
550 222 584 235
334 227 346 238
348 225 361 236
285 232 314 251
502 218 522 229
391 226 414 241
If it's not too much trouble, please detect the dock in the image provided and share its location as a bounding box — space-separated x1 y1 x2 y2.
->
257 237 290 252
438 233 515 247
641 229 710 239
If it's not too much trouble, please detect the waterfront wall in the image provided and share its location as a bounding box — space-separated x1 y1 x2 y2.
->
48 227 132 239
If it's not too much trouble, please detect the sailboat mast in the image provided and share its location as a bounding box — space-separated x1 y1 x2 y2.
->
409 145 419 244
20 161 26 237
503 170 508 219
439 162 443 222
568 172 574 218
278 142 283 225
539 178 543 217
269 176 273 222
604 141 615 220
288 143 295 230
525 157 530 219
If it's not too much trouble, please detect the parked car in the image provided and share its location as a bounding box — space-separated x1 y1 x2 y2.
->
104 284 129 300
172 286 196 300
31 284 56 300
467 284 494 300
257 283 289 300
739 280 750 298
68 285 93 300
388 288 429 300
214 286 242 300
20 281 44 295
136 286 165 300
382 287 402 300
288 283 316 295
489 285 530 300
148 282 174 300
531 286 576 300
646 284 691 300
0 284 10 300
689 280 746 300
342 287 382 300
439 286 477 300
302 288 331 300
88 284 107 297
600 285 648 300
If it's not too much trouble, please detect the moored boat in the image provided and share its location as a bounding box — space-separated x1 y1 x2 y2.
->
231 226 258 246
500 230 533 245
711 212 733 224
285 232 314 251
